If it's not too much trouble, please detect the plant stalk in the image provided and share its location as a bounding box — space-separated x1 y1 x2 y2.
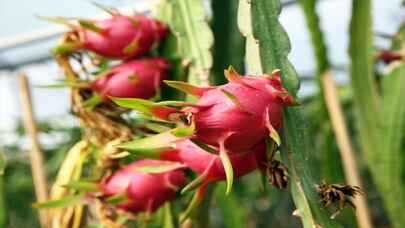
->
18 74 49 227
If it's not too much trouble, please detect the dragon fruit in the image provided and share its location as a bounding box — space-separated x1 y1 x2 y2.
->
53 15 168 59
91 58 170 100
113 67 292 194
160 140 267 184
114 67 293 152
185 68 293 152
100 159 186 213
117 134 268 195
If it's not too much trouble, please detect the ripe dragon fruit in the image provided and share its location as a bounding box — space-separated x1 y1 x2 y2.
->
91 58 170 100
52 14 168 59
182 68 293 152
117 137 268 220
100 159 186 213
113 67 294 152
113 67 293 195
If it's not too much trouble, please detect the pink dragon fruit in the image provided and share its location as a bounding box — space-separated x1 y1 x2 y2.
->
100 159 186 213
113 67 293 152
160 140 267 184
184 68 293 152
91 58 170 100
113 68 292 194
117 134 268 195
54 15 168 59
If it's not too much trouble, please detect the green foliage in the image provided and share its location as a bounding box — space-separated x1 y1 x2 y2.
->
215 183 247 228
211 0 245 85
2 120 81 227
349 0 405 227
156 0 214 88
244 0 340 227
0 149 7 227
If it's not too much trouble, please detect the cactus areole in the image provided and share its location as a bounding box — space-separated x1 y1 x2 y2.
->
55 15 168 59
100 160 186 213
91 58 170 100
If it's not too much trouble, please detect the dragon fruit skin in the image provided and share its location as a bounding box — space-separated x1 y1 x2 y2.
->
160 140 267 183
81 15 167 59
90 58 170 100
100 160 186 213
188 71 293 152
56 15 168 59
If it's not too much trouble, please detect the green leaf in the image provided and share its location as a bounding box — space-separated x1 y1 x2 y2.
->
134 162 185 174
219 142 234 195
111 97 179 122
78 19 103 34
171 124 195 138
164 80 211 97
52 42 81 55
106 193 128 205
181 173 207 195
117 131 179 158
123 38 139 54
82 94 102 108
33 194 85 209
36 79 90 89
64 181 99 192
220 89 245 111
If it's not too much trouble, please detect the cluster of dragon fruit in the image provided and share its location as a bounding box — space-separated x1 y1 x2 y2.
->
45 7 297 225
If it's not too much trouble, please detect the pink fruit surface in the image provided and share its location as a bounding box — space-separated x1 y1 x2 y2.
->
161 140 267 183
100 159 186 213
79 15 168 59
187 69 293 152
91 58 170 100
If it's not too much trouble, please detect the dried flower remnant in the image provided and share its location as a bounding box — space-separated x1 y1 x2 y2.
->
316 180 363 219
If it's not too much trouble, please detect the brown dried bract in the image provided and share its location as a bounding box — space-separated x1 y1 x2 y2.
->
267 160 289 189
316 180 363 219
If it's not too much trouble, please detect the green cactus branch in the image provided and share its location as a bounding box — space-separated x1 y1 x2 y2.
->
349 0 405 227
239 0 340 227
211 0 246 85
297 0 330 76
156 0 214 87
298 0 372 227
